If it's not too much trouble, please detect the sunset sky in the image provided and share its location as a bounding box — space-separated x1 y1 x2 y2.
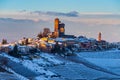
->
0 0 120 42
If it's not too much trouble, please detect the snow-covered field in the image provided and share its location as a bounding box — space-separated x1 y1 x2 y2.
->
1 49 120 80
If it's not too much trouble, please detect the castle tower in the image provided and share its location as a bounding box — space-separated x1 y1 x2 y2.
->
98 32 101 41
54 18 59 32
59 23 65 37
54 18 59 37
53 18 65 38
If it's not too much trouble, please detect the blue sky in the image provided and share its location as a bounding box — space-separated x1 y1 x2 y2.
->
0 0 120 13
0 0 120 42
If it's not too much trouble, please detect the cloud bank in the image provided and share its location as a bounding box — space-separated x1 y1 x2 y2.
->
30 11 79 17
0 10 120 42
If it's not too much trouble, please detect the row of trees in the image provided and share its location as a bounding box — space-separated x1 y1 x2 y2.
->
37 28 51 38
37 27 58 39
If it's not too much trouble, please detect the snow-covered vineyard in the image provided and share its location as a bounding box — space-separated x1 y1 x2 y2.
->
0 43 120 80
0 33 120 80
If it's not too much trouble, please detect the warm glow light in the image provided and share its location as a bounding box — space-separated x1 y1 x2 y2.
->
60 28 64 33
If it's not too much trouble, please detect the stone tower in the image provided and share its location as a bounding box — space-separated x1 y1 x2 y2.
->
98 32 101 41
54 18 59 32
54 18 59 37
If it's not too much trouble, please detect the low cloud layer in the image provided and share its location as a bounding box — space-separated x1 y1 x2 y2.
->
31 11 79 17
0 11 120 42
0 18 35 23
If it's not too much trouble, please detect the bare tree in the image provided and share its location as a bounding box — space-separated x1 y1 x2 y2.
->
37 32 43 38
43 28 50 37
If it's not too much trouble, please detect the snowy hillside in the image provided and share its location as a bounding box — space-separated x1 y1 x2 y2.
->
1 49 120 80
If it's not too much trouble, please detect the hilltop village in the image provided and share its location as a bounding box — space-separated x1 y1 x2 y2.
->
0 18 120 80
0 18 117 56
